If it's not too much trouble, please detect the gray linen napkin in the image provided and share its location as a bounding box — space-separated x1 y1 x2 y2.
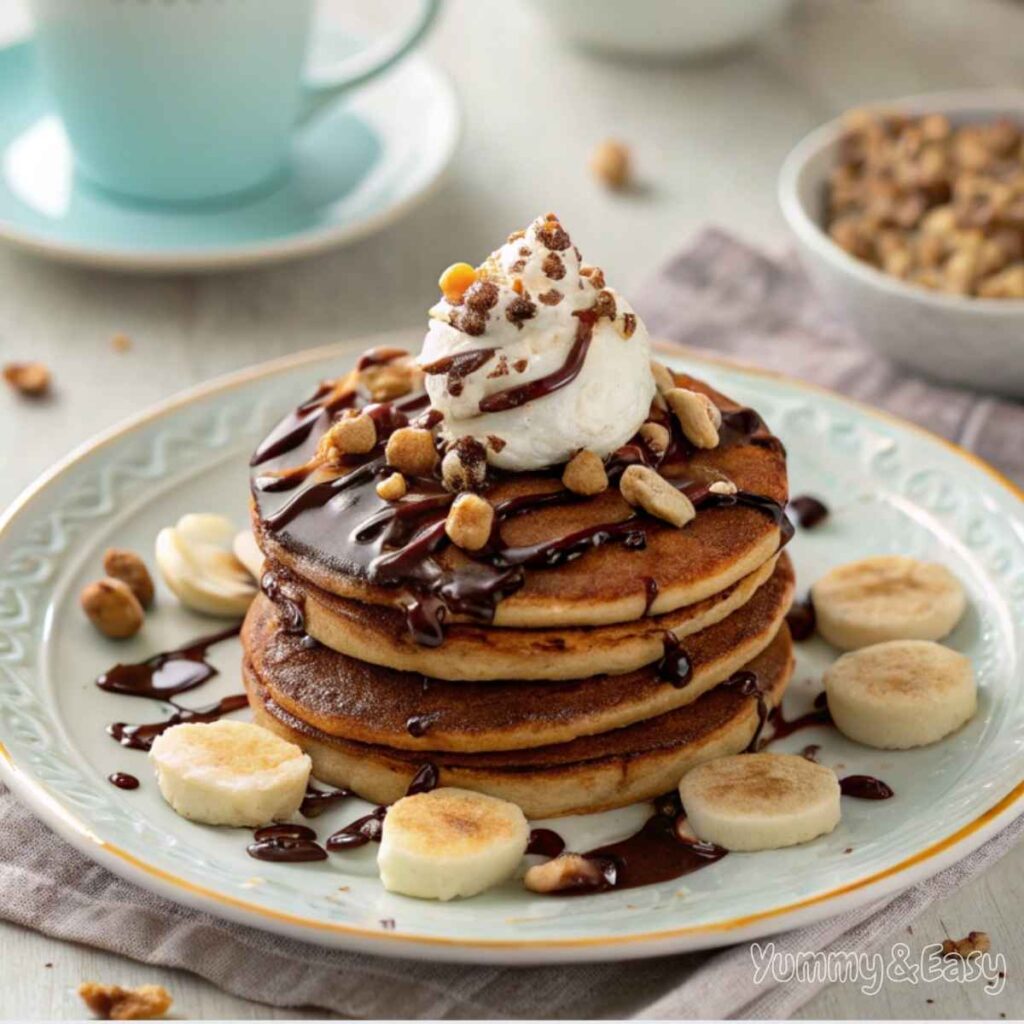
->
1 230 1021 1020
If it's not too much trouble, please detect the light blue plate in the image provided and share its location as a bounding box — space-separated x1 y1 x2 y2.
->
0 42 459 273
0 339 1021 964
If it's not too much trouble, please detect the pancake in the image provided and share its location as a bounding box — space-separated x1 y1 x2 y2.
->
291 553 781 681
246 625 794 818
243 555 794 752
251 370 789 631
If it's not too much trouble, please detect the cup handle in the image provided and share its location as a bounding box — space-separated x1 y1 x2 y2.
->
297 0 441 123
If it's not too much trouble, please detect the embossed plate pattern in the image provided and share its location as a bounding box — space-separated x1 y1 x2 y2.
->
0 337 1021 964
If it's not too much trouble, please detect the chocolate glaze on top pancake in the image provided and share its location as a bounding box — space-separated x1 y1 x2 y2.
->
245 627 795 818
251 363 789 635
242 554 794 752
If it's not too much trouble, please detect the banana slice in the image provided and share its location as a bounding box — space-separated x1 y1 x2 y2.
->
233 529 265 581
378 787 529 901
150 720 311 827
155 513 257 617
825 639 976 749
679 753 841 851
812 555 965 650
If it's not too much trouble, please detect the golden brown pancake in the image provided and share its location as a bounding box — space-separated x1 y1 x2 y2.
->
246 626 794 818
251 372 789 630
290 553 781 680
242 554 794 752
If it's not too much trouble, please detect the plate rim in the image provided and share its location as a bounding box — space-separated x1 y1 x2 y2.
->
1 336 1022 963
0 39 461 274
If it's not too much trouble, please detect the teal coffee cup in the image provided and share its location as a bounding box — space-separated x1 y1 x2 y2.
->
27 0 439 203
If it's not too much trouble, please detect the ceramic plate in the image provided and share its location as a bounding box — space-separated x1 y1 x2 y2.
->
0 41 459 273
1 338 1021 964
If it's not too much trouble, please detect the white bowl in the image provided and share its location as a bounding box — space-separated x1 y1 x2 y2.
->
778 90 1024 397
522 0 796 60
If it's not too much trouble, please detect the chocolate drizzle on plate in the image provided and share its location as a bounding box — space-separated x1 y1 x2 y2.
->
547 791 727 896
107 772 140 790
839 775 894 800
300 783 352 818
325 763 439 853
108 694 250 752
785 594 817 641
789 494 830 529
96 624 241 701
248 823 328 862
526 828 566 859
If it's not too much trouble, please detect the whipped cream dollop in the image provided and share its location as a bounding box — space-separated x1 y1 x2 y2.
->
418 215 656 471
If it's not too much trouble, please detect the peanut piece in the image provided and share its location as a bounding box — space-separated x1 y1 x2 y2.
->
375 472 408 501
562 450 608 496
524 854 611 894
666 388 721 449
80 578 145 639
650 360 675 395
3 361 51 397
439 262 478 304
639 422 670 457
620 465 696 528
78 982 172 1021
444 493 494 552
103 548 155 608
590 139 631 190
386 427 438 477
317 412 376 464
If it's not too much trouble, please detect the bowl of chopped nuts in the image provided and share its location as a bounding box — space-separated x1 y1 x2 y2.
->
778 91 1024 396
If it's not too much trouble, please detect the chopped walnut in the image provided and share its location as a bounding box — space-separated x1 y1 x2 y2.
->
317 412 377 463
562 450 608 495
375 472 407 501
3 361 51 398
826 109 1024 297
666 388 721 449
445 493 494 551
78 982 172 1021
441 437 487 492
580 265 606 289
650 360 675 394
590 139 631 190
592 289 617 320
942 931 992 960
620 465 696 528
639 422 670 457
385 427 438 477
103 548 155 608
80 578 145 639
524 853 612 893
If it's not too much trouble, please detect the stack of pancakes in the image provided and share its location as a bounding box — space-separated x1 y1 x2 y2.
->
243 358 795 819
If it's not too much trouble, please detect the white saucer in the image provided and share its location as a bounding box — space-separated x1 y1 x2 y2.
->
0 41 460 273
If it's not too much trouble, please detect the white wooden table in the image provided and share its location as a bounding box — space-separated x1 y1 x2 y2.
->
1 0 1022 1017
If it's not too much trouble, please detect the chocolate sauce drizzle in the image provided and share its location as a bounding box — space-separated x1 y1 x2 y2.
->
325 763 439 853
96 625 247 752
252 349 791 648
97 624 241 701
300 783 352 819
108 772 140 790
526 828 566 859
789 494 830 529
657 632 693 688
248 823 328 863
785 594 817 641
546 791 727 896
839 775 894 800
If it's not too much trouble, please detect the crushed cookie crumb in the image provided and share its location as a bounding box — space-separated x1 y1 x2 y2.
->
538 218 571 252
78 982 172 1021
538 288 563 305
487 434 507 452
506 296 537 328
542 251 566 280
513 358 528 373
487 354 511 378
